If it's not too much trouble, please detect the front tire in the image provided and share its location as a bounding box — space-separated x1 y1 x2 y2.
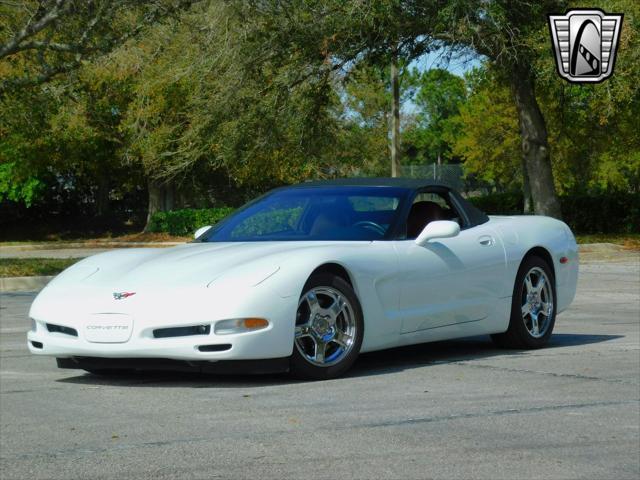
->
491 255 556 349
290 273 364 380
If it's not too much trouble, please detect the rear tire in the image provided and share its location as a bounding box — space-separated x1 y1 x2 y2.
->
491 255 556 349
290 273 364 380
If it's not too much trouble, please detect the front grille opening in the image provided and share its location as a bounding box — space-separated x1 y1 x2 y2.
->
31 341 43 349
198 344 232 352
46 323 78 337
153 325 211 339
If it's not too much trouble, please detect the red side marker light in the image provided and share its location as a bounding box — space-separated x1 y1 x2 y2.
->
560 256 569 264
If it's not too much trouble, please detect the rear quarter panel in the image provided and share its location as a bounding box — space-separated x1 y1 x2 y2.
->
490 216 578 314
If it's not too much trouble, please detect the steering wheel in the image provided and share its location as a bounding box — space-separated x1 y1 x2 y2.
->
353 220 386 236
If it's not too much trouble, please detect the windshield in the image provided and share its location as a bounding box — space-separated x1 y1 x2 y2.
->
201 186 408 242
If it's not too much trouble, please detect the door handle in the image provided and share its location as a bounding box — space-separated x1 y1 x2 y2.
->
478 235 494 246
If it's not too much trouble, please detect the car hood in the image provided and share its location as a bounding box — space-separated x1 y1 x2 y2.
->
46 241 364 290
49 243 275 289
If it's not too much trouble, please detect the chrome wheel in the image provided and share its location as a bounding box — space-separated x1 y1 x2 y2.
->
521 266 554 338
295 286 357 367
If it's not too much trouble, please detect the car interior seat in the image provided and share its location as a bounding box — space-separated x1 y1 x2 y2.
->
308 202 352 237
406 201 446 238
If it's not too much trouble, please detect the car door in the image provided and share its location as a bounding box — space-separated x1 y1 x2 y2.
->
395 192 507 333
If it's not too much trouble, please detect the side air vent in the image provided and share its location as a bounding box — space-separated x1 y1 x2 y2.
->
46 323 78 337
31 341 43 349
153 325 211 339
197 344 232 352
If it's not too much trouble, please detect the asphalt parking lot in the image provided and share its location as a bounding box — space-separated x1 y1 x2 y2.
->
1 258 639 479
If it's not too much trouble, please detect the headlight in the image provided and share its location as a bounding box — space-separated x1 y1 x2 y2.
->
214 318 269 335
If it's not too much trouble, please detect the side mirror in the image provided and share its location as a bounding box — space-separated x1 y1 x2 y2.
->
414 220 460 247
194 225 212 239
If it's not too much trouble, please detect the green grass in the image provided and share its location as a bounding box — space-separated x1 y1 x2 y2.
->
0 258 79 277
0 232 190 246
575 234 640 249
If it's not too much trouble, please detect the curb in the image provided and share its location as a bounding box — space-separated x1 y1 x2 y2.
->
0 276 55 292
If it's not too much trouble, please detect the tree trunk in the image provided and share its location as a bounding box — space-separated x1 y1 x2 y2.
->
95 174 110 216
144 179 164 232
144 179 178 231
522 156 532 213
390 53 401 177
164 181 175 211
515 111 533 213
511 66 562 219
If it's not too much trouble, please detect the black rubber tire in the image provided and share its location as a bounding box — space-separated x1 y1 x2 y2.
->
290 273 364 380
491 255 557 349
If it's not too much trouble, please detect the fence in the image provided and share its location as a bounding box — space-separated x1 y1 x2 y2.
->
399 163 466 191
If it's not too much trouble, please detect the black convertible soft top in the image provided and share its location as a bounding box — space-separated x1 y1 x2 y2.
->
295 177 446 189
289 177 489 229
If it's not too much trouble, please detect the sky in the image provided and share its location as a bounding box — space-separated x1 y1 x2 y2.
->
409 46 482 76
402 47 482 115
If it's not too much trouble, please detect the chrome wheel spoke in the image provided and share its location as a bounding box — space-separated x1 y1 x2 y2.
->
521 302 531 317
541 301 552 317
333 330 353 349
530 312 540 336
524 275 534 294
295 285 357 367
327 295 345 320
305 291 320 315
314 340 326 363
535 275 546 293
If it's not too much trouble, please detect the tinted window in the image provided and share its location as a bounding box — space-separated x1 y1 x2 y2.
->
230 198 306 239
202 187 407 242
349 196 400 212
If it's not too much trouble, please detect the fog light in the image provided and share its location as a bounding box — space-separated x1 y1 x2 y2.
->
214 318 269 335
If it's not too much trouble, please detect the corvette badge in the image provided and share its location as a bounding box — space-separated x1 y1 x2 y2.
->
113 292 136 300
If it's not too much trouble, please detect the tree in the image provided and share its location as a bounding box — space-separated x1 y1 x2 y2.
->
403 68 467 166
531 0 640 195
0 85 59 208
49 59 139 216
337 64 393 176
424 0 566 216
113 2 347 229
0 0 202 93
449 67 522 193
236 0 567 217
390 51 401 176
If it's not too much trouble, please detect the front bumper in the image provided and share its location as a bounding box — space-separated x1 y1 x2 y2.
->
27 321 293 361
28 284 297 362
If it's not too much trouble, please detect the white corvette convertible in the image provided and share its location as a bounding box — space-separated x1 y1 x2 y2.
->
28 179 578 379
